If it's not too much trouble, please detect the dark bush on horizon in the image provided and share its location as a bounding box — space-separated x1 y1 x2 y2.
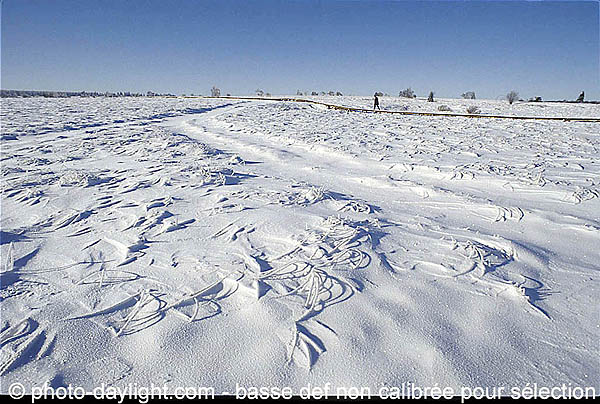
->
399 88 415 98
462 91 476 100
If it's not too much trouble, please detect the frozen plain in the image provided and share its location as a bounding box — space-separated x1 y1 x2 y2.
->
0 96 599 393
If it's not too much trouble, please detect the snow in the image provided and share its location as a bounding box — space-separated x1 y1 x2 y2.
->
1 96 598 395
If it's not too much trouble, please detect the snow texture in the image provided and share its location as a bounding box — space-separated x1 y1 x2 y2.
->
1 96 599 392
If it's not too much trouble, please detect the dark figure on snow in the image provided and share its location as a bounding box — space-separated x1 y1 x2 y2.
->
374 93 380 110
576 91 585 103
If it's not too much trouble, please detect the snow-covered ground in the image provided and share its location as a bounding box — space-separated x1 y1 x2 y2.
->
297 95 599 118
1 96 599 395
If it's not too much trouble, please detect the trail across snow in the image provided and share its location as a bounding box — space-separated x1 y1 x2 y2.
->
1 96 598 393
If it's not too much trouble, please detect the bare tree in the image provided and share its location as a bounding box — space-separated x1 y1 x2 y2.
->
211 86 220 97
255 89 264 97
506 91 519 104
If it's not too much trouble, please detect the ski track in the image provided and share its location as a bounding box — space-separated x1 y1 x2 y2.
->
1 96 599 391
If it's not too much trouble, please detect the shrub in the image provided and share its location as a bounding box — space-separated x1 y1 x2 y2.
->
438 105 452 112
466 106 480 114
427 91 434 102
462 91 476 99
399 88 415 98
211 86 220 97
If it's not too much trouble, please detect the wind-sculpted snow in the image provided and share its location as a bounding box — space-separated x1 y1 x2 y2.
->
0 97 235 139
1 97 598 392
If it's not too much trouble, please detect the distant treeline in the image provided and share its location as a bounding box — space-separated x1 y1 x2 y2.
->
1 89 597 103
0 90 176 98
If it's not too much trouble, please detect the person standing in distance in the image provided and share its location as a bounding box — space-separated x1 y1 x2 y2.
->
374 93 381 110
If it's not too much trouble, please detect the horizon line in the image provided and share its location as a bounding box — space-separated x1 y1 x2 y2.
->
1 88 593 102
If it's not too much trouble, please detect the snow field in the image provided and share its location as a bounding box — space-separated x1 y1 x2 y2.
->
1 96 598 392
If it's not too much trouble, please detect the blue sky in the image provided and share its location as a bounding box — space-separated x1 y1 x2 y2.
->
1 0 598 99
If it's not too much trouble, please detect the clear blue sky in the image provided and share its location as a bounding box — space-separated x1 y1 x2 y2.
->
1 0 598 99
